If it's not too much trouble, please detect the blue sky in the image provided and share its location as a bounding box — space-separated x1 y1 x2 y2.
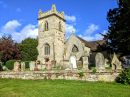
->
0 0 118 43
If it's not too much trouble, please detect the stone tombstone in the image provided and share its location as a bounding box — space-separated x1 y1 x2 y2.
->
14 61 19 71
51 60 56 69
111 53 122 70
95 53 105 70
82 57 89 70
29 61 35 70
77 61 82 67
21 62 25 71
104 58 110 67
46 61 51 71
70 55 77 69
15 62 20 72
63 60 73 70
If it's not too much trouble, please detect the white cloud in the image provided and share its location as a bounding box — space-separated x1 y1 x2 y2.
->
1 20 21 33
78 30 108 41
95 30 108 40
1 20 38 43
65 15 76 22
16 8 21 12
85 24 99 35
78 35 95 41
12 24 38 43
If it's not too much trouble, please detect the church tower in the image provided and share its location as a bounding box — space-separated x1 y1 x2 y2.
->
37 4 66 65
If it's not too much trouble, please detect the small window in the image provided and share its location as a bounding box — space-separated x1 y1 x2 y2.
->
72 45 78 53
44 44 50 55
59 22 61 31
45 21 48 31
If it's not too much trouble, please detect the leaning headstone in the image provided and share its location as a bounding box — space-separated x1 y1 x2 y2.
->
82 57 89 70
111 53 122 70
21 62 25 71
95 53 105 70
2 66 8 70
29 61 35 70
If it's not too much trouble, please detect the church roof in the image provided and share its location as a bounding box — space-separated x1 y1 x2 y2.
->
76 36 107 52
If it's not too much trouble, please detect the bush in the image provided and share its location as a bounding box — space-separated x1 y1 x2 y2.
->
25 61 31 68
78 72 84 78
92 69 97 74
119 68 130 85
6 60 20 70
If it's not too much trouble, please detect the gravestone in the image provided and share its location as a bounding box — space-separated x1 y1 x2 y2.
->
46 61 51 71
104 58 110 67
37 64 46 69
70 55 77 70
14 61 19 71
51 60 56 69
63 60 73 70
34 60 39 71
111 53 122 70
82 57 89 70
77 61 82 67
95 53 105 70
15 62 20 72
21 62 25 71
29 61 35 70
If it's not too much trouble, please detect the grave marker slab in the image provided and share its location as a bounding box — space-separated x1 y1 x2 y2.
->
95 53 105 70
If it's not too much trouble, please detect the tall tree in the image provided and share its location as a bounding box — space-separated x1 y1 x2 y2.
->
19 37 38 61
0 35 21 63
101 0 130 57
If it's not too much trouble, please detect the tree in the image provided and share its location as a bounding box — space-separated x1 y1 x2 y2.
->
101 0 130 57
0 35 21 64
19 37 38 61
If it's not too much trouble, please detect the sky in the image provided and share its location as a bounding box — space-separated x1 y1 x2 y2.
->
0 0 119 43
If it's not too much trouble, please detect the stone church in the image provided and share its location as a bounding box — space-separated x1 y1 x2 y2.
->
37 4 108 68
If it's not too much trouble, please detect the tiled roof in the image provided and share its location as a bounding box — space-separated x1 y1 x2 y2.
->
76 36 107 52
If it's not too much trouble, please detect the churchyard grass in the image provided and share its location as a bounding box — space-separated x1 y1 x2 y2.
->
0 78 130 97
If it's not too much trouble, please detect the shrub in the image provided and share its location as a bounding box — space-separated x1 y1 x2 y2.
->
6 60 19 70
25 61 31 68
78 72 84 78
119 68 130 85
92 69 97 74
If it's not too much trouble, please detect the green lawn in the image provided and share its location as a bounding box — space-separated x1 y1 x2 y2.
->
0 78 130 97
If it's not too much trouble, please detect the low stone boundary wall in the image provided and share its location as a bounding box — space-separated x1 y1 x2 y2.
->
0 70 124 82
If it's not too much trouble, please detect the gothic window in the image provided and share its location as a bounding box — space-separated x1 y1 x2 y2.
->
44 44 50 55
44 21 48 31
72 45 78 53
59 22 61 31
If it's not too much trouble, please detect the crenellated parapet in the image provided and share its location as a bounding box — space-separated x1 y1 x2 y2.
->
38 4 65 21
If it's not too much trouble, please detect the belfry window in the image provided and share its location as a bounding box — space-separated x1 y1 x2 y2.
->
45 21 48 31
72 45 78 53
44 44 50 55
59 22 61 31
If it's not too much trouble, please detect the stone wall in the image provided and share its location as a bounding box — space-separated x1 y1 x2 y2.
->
0 70 123 82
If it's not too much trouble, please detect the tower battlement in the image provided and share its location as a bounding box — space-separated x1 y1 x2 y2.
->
38 4 65 21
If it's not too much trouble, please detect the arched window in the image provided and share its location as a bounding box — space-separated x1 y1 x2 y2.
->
44 44 50 55
44 21 48 31
72 45 78 53
59 22 61 31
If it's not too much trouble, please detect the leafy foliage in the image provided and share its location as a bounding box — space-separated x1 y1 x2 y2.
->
19 37 38 61
0 35 21 63
119 68 130 85
92 69 97 74
101 0 130 57
78 72 84 78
